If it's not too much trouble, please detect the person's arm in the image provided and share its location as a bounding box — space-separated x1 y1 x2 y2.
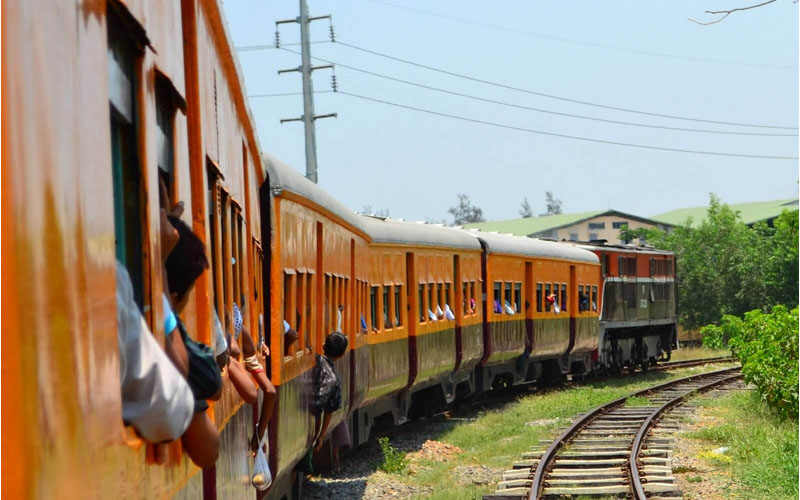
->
314 411 333 452
227 357 258 404
249 370 276 454
181 411 220 469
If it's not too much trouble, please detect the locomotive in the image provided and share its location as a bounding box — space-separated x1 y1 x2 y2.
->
1 1 676 499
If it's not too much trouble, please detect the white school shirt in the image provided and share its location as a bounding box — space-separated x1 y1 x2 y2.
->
116 262 194 443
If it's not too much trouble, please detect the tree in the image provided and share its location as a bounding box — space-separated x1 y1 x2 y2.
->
544 191 562 215
361 205 390 218
519 197 533 218
637 194 799 331
448 194 485 225
689 0 781 25
618 224 661 245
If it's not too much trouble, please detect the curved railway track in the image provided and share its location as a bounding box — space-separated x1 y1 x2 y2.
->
486 366 743 500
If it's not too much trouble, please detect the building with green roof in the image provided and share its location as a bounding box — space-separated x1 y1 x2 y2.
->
463 209 672 244
651 198 798 227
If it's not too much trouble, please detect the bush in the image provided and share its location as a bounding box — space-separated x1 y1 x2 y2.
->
378 437 408 474
700 323 725 349
719 306 798 420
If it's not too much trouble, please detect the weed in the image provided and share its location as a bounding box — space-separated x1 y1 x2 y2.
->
625 396 652 407
686 475 704 483
378 437 408 474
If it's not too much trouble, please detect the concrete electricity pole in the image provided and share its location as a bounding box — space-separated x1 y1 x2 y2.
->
277 0 336 184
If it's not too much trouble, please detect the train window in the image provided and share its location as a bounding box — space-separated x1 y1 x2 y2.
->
514 282 522 315
383 286 391 330
463 282 469 314
617 256 625 276
592 286 598 311
445 283 451 313
561 283 567 312
428 284 436 320
419 284 425 323
108 18 146 308
493 282 503 314
324 275 331 334
395 285 402 327
600 254 607 275
295 272 305 352
306 274 313 347
666 260 673 275
370 286 378 331
536 283 542 313
544 284 551 312
220 192 231 314
578 285 584 312
437 283 443 316
504 282 513 314
626 257 637 276
553 283 560 311
283 272 294 356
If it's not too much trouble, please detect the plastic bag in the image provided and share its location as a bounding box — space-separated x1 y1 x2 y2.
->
554 303 561 314
251 436 272 491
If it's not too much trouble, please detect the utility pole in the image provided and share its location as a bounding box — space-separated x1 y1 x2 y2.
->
277 0 336 184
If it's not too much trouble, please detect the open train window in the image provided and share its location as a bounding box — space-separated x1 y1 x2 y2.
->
295 271 305 351
463 282 469 314
536 283 542 313
383 286 391 330
544 284 551 312
577 285 584 312
428 283 435 319
592 286 598 311
306 273 313 347
561 283 567 312
370 285 378 331
553 283 560 311
504 282 513 314
445 283 451 316
283 271 294 356
514 282 522 315
470 281 477 314
436 283 443 316
418 284 425 323
108 12 145 308
493 282 503 314
395 285 402 327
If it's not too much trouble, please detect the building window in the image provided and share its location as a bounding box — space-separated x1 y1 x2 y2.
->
589 232 598 240
569 233 579 241
588 222 606 230
612 221 627 229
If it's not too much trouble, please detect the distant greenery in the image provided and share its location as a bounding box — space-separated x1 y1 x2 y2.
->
448 194 485 225
619 194 799 331
378 437 408 474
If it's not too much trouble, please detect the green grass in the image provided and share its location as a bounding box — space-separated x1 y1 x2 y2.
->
688 391 798 500
398 364 734 499
670 346 731 361
625 396 653 407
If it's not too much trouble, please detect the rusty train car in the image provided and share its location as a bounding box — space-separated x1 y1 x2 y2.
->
2 1 677 499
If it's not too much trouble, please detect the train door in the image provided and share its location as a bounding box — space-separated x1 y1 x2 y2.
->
258 179 272 374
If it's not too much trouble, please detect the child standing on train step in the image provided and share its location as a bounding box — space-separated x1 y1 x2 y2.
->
312 332 349 454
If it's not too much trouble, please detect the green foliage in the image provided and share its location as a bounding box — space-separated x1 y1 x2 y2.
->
699 323 726 349
448 194 485 225
631 194 799 330
713 305 799 419
378 437 408 474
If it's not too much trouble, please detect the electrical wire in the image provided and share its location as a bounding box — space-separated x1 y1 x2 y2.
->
278 47 795 138
336 90 798 160
334 41 798 131
366 0 797 71
249 90 334 98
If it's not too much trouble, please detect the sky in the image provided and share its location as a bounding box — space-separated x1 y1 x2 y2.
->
223 0 799 222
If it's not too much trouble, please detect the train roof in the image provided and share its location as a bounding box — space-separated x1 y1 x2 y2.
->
570 241 674 256
469 231 599 264
359 216 482 251
262 153 367 235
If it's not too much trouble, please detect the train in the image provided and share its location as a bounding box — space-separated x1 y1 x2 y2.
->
0 1 676 500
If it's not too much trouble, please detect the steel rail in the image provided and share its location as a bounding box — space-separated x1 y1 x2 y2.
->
527 366 741 500
656 356 736 370
629 371 743 499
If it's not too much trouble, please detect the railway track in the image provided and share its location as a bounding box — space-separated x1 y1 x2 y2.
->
654 356 735 371
485 366 743 500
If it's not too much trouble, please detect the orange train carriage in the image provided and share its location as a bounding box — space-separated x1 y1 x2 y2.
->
2 1 678 499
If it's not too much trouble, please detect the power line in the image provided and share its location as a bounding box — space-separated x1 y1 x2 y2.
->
336 90 798 160
334 40 799 131
367 0 797 71
279 47 795 138
249 90 334 98
236 41 330 52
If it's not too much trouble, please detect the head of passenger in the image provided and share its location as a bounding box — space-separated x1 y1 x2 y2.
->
165 215 209 313
323 332 348 361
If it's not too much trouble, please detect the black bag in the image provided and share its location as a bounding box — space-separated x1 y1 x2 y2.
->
177 319 222 403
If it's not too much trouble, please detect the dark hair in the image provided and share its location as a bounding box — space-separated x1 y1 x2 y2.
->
323 332 348 358
165 215 209 303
